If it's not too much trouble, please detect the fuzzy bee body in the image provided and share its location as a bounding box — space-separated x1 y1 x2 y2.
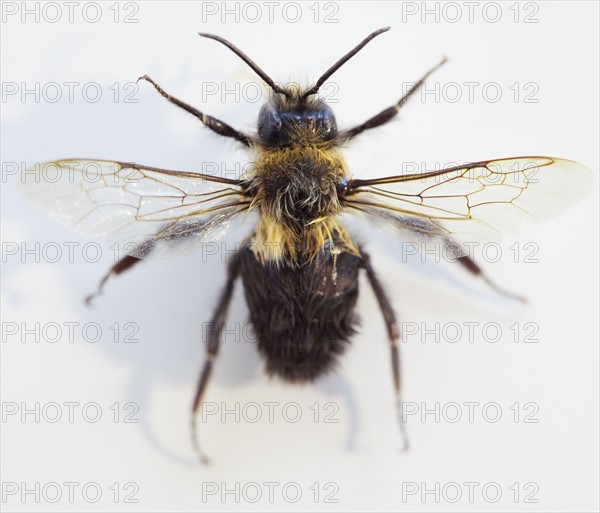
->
230 86 364 381
233 87 368 382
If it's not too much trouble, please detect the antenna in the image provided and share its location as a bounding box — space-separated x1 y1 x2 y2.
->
302 27 391 98
199 32 290 97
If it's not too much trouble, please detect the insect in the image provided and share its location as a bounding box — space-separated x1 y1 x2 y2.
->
21 27 592 462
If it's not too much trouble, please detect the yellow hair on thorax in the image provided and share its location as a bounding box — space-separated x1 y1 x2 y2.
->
246 138 356 265
251 215 358 265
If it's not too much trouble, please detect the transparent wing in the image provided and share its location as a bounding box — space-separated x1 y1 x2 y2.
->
344 156 593 256
19 159 251 258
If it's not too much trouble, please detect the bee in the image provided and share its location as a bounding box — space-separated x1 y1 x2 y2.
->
20 27 593 462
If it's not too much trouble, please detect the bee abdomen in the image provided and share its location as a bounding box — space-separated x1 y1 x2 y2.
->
238 240 362 382
255 312 358 382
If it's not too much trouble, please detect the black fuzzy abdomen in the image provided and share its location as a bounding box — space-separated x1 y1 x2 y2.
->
238 243 362 382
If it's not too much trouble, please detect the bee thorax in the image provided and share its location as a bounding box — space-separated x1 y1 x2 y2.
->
253 147 345 224
249 147 355 263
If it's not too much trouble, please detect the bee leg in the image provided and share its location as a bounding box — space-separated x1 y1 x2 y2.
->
360 250 409 451
339 57 447 142
137 75 252 147
84 255 142 306
190 254 240 464
456 255 527 303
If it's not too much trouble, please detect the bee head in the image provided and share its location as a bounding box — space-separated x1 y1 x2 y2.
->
257 94 337 147
198 27 390 147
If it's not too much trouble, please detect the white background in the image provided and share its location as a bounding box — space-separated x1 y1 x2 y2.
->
1 1 598 512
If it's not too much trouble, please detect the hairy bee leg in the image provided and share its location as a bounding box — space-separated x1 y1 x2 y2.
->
191 254 240 464
137 75 252 146
84 255 142 306
456 255 527 303
360 250 409 451
339 57 447 142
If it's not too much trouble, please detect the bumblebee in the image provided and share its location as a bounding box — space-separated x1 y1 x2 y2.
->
21 27 593 462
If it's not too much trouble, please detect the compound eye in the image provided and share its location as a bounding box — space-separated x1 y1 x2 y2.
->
322 116 336 136
318 106 338 140
258 103 282 144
